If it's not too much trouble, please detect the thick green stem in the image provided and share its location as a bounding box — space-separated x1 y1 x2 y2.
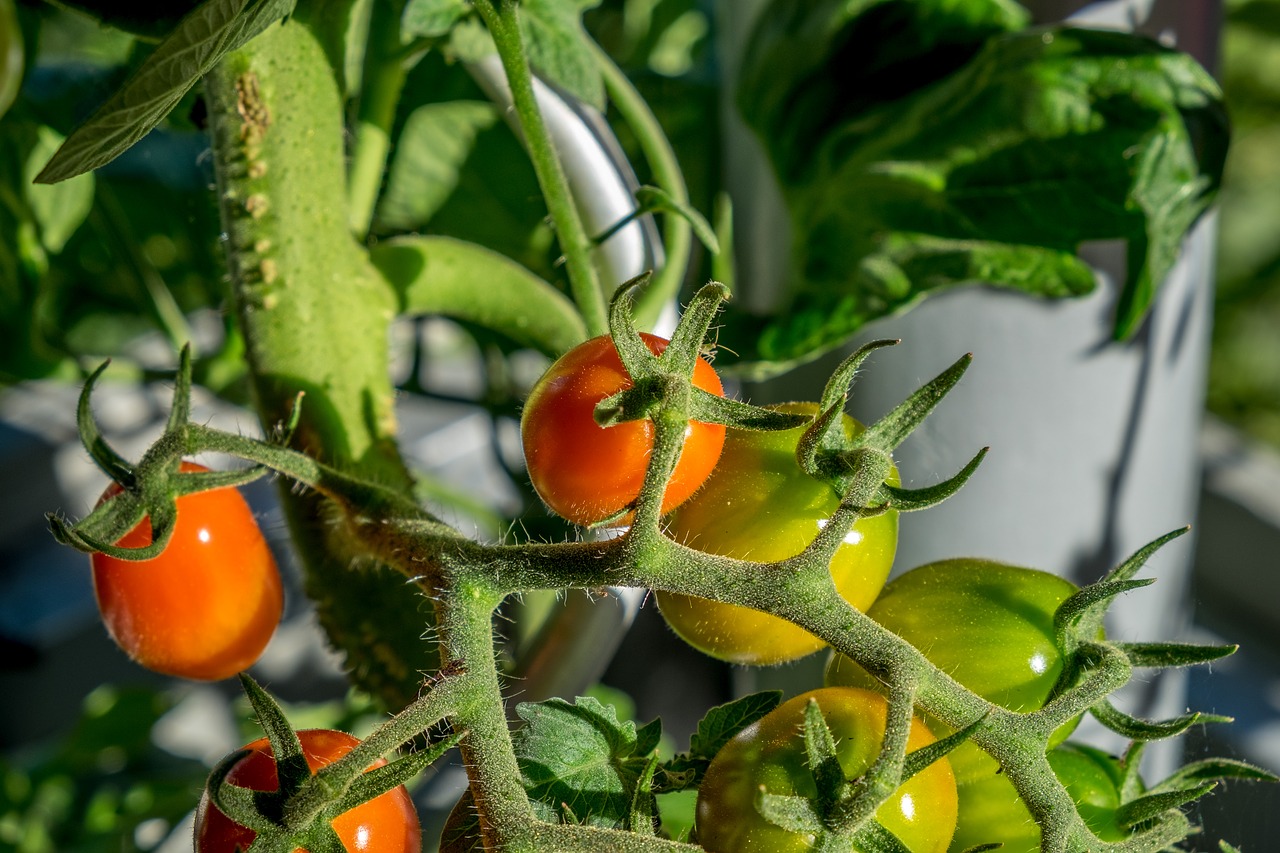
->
475 0 607 336
204 12 436 709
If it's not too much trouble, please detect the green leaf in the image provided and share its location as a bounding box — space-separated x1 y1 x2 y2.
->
689 691 782 761
512 696 653 829
35 0 298 184
725 12 1228 374
371 235 586 356
519 0 604 110
402 0 471 39
22 126 95 253
377 100 502 230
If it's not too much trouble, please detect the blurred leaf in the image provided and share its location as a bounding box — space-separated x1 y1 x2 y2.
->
725 3 1228 377
35 0 297 184
24 125 95 253
402 0 471 40
377 100 502 229
0 0 21 120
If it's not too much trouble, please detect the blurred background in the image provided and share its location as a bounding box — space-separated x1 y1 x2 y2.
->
2 0 1279 849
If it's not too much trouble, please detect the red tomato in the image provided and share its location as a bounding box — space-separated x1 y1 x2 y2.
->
90 461 283 681
520 333 726 525
194 729 422 852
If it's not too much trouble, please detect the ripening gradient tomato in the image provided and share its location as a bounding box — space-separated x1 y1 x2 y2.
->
826 559 1082 783
658 403 898 665
696 687 957 853
90 462 283 681
519 333 726 526
194 728 422 853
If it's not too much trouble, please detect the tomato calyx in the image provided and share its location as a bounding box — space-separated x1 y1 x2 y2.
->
753 687 963 851
48 346 271 561
204 675 462 850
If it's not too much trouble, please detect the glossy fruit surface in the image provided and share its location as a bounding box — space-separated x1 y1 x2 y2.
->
947 742 1131 852
520 333 726 525
90 461 283 681
194 728 422 852
696 687 957 853
826 559 1080 782
658 403 898 664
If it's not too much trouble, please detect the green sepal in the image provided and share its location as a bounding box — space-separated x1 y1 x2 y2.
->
1148 758 1279 794
239 675 309 799
51 496 177 561
661 281 730 381
1054 579 1155 652
171 467 270 497
205 747 279 833
687 390 811 432
1117 641 1238 669
1103 528 1191 585
607 275 656 382
901 715 986 782
803 697 844 816
879 446 988 513
1120 741 1147 802
78 359 135 489
327 742 451 816
853 352 972 454
957 845 1004 852
1221 841 1243 852
1090 698 1232 741
755 790 823 835
1115 783 1217 828
165 344 195 435
818 339 900 422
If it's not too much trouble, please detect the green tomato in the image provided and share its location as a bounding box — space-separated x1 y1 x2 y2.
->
826 559 1081 782
695 687 957 853
658 403 899 665
948 742 1133 852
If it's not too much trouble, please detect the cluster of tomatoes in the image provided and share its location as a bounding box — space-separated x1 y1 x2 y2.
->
85 331 1124 852
522 333 1131 852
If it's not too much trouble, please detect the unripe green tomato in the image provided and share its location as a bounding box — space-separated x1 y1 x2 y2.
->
658 403 899 665
826 559 1081 782
947 742 1133 852
696 687 957 853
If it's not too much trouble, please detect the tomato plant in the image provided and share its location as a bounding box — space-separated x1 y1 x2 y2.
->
695 687 957 853
826 559 1081 781
658 402 898 664
520 332 726 525
89 461 283 681
194 728 422 853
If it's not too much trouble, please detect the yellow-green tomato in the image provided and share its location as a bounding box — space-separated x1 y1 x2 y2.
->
658 403 898 665
696 687 957 853
826 559 1081 782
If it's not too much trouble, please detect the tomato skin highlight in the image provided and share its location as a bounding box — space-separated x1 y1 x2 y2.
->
658 403 898 665
695 687 957 853
519 333 726 526
194 729 422 853
90 462 283 681
826 559 1080 783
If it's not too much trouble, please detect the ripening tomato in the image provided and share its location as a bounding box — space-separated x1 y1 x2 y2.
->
658 403 898 665
826 559 1082 783
194 728 422 852
696 687 957 853
519 333 726 526
90 461 283 681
